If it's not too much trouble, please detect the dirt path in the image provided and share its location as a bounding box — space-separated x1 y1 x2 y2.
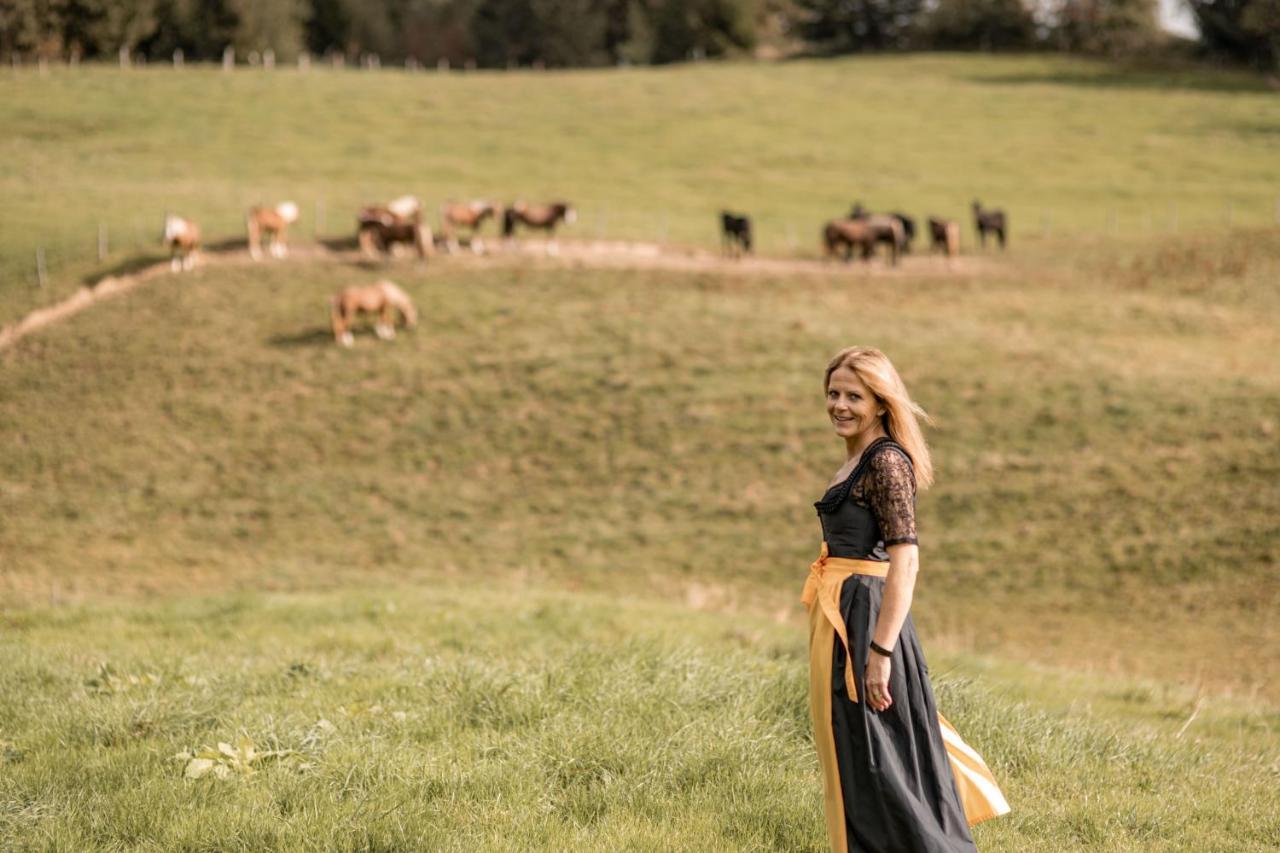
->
0 239 987 352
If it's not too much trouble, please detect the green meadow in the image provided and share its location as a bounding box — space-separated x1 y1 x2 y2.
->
2 55 1279 850
2 53 1280 322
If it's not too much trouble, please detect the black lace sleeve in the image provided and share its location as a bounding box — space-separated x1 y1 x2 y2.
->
866 448 918 546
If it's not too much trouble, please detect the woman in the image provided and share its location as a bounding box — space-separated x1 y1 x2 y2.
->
803 347 1009 853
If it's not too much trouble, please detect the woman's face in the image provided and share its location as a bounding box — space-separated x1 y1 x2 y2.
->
826 365 884 442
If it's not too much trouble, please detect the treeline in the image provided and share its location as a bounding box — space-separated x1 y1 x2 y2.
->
1 0 1277 70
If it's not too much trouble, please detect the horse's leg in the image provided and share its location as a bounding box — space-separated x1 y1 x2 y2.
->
375 303 396 340
170 246 181 272
247 218 262 261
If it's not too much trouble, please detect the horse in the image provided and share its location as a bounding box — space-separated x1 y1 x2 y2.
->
502 201 576 253
246 201 299 260
357 196 433 260
849 203 914 254
928 217 961 258
440 200 499 254
330 279 418 347
162 214 200 272
860 214 904 266
720 211 752 257
823 220 874 263
972 201 1007 249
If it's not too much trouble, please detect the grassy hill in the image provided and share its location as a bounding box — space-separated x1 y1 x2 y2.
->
3 54 1280 322
2 54 1279 849
2 238 1277 700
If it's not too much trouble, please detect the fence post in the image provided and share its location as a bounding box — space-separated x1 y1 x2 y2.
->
437 58 450 71
264 49 275 69
36 249 47 288
298 52 311 71
222 46 234 71
173 48 183 68
98 223 108 261
118 47 129 68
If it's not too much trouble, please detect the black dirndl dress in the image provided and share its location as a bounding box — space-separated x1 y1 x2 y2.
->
803 437 1008 853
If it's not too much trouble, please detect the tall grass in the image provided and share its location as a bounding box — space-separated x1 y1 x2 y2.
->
2 582 1276 850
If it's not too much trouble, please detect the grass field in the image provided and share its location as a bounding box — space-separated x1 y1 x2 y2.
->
2 54 1279 850
3 53 1280 322
3 582 1278 850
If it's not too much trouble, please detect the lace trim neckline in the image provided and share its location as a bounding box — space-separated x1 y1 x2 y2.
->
814 436 896 511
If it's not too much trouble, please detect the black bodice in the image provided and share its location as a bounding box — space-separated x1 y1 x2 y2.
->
815 436 919 561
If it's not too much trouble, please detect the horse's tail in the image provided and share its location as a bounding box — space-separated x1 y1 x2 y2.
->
503 208 517 238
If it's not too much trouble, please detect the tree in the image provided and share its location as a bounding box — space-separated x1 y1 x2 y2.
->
1053 0 1159 56
1188 0 1275 67
792 0 923 52
647 0 756 63
1241 0 1280 69
924 0 1036 50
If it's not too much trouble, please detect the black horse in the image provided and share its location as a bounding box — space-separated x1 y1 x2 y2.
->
972 201 1007 249
720 211 752 257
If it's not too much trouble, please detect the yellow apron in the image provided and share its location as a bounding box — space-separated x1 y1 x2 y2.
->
803 543 1010 851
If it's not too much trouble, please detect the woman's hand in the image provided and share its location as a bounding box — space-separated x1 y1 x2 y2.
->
865 652 893 712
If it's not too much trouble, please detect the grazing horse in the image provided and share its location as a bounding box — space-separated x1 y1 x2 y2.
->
357 196 433 260
720 211 752 257
246 201 299 260
330 279 418 347
440 200 499 254
502 202 576 254
849 203 914 254
928 217 961 258
823 220 874 262
163 214 200 272
972 201 1007 249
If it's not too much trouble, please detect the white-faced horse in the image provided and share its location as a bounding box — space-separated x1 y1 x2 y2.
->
163 214 201 271
247 201 299 260
330 279 418 347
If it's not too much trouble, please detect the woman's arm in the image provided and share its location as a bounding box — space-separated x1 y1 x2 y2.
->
874 542 918 650
864 543 917 712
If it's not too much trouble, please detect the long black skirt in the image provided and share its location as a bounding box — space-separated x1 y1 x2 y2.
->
807 566 1007 853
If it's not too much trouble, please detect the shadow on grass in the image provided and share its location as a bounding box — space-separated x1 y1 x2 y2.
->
963 67 1274 95
267 327 334 348
84 253 168 286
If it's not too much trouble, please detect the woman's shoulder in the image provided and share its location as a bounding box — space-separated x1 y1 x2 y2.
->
865 439 916 482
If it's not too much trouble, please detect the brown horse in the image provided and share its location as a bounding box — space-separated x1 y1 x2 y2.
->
357 196 433 260
862 214 904 266
440 200 499 254
502 201 576 246
928 217 961 258
163 214 201 272
246 201 299 260
330 279 418 347
823 220 874 262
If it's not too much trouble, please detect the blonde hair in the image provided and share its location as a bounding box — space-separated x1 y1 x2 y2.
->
824 346 934 489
